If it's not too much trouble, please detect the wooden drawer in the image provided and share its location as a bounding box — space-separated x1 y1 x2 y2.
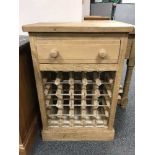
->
36 40 121 64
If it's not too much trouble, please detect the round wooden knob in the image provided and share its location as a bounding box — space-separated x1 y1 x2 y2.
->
50 49 58 58
99 49 107 58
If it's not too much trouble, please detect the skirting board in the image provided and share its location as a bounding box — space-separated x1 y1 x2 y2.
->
42 127 115 141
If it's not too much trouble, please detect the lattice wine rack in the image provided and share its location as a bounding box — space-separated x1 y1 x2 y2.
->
42 71 115 128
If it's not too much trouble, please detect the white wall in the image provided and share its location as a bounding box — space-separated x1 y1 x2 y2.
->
83 0 90 16
19 0 83 35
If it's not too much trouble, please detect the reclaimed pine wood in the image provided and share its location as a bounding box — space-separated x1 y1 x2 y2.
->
108 34 128 129
84 16 110 20
23 21 134 141
39 63 118 71
36 39 120 64
22 20 134 33
29 34 48 129
121 35 135 108
42 128 114 141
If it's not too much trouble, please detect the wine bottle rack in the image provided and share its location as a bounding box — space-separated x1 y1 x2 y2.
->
23 21 133 140
42 71 115 128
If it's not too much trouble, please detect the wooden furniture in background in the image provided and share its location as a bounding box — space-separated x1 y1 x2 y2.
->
84 16 110 20
19 36 39 155
23 21 134 141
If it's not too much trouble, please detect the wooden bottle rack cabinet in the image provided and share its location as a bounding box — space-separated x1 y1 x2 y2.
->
22 21 134 141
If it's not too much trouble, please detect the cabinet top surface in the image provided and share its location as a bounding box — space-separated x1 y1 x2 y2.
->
22 20 134 33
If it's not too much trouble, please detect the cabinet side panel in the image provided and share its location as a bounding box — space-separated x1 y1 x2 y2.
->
108 34 128 129
29 33 48 129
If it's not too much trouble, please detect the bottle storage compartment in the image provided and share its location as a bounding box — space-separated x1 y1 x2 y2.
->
42 71 115 128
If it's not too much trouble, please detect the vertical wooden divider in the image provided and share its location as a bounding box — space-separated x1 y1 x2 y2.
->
69 72 74 127
81 72 87 126
55 72 63 127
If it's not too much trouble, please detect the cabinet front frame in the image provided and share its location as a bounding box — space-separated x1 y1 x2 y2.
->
29 32 128 140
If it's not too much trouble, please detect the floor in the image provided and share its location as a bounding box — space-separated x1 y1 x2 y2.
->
30 67 135 155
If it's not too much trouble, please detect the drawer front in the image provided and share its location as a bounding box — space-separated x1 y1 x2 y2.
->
36 40 121 64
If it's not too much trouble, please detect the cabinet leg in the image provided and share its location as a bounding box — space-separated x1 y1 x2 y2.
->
120 62 134 108
120 36 135 108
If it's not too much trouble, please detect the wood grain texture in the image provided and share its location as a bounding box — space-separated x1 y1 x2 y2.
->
121 36 135 108
128 38 135 67
120 66 133 108
42 128 115 141
84 16 110 20
19 42 38 155
37 39 120 64
108 34 128 129
29 34 48 129
22 21 134 33
39 64 118 71
35 32 125 39
125 35 134 59
19 117 36 155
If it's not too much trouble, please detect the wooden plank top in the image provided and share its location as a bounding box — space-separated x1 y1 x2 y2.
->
22 20 134 33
